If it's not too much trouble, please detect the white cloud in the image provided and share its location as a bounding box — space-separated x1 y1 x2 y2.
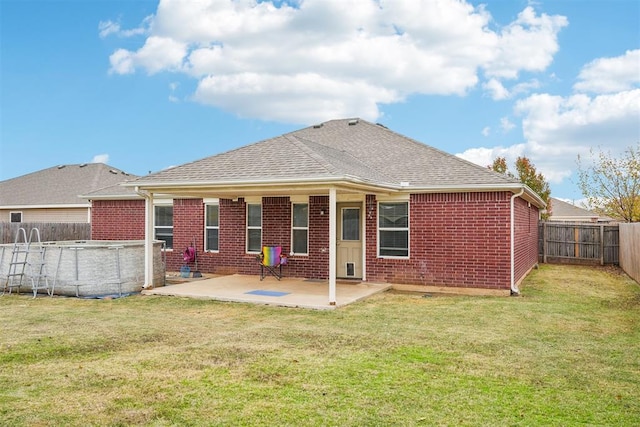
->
456 144 526 170
106 0 567 124
483 6 568 79
110 36 187 75
92 154 110 164
481 126 491 137
483 78 509 100
461 86 640 187
500 117 515 133
574 49 640 94
98 17 150 39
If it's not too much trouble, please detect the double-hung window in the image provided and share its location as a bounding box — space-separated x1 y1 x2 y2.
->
246 204 262 253
292 203 308 255
378 202 409 257
154 204 174 249
205 204 219 252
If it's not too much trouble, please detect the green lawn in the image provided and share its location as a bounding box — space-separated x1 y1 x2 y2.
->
1 264 639 426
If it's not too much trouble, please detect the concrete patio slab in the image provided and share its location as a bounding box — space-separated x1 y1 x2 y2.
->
142 274 392 310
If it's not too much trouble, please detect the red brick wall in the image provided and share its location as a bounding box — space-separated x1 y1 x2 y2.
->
91 192 538 290
91 200 145 240
514 196 540 285
365 192 513 290
166 197 330 277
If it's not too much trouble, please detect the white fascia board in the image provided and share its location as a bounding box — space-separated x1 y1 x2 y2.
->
1 204 90 209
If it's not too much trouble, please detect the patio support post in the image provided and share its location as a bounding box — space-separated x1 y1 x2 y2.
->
329 187 337 305
144 191 154 288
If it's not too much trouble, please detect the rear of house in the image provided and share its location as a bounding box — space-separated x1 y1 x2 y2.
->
88 119 543 301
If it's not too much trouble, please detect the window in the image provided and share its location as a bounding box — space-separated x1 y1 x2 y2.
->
10 212 22 223
342 208 360 241
378 202 409 257
205 204 219 252
154 205 173 249
292 203 308 255
246 204 262 253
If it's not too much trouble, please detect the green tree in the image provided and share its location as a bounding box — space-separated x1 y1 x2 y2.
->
489 156 551 219
577 144 640 222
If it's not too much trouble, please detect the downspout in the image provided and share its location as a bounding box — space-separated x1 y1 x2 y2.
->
510 187 525 296
134 186 154 289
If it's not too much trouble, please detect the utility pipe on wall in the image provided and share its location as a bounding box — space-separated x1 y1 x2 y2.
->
510 187 525 296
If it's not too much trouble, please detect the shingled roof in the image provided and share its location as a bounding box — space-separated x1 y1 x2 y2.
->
131 118 522 191
0 163 137 207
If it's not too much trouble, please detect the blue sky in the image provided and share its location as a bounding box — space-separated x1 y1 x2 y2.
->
1 0 638 203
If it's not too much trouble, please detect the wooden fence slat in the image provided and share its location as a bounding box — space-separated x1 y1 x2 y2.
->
619 223 640 283
539 222 619 265
1 223 90 244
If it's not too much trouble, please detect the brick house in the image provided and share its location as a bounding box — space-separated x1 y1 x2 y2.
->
0 163 135 224
87 119 543 303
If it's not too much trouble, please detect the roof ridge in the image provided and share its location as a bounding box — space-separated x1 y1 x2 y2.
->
289 134 398 184
284 135 341 175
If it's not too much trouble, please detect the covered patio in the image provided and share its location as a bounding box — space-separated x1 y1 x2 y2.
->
142 274 392 310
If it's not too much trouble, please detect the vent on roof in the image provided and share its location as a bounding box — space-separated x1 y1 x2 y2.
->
57 165 66 169
79 163 87 167
348 119 359 126
109 169 118 174
376 122 388 129
313 123 324 129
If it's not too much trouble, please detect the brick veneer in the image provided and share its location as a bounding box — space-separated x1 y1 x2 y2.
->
91 192 539 290
91 200 145 240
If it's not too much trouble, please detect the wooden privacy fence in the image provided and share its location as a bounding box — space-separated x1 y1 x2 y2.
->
539 222 619 265
618 223 640 283
0 223 90 244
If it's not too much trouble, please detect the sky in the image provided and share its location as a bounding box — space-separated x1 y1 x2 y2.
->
1 0 638 203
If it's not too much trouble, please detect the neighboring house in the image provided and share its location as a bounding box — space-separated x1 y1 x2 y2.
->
0 163 136 223
547 197 614 223
87 118 545 302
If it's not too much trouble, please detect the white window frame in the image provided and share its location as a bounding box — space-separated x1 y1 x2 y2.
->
9 211 22 223
377 201 409 259
154 201 174 250
291 202 309 255
204 202 219 252
246 203 262 254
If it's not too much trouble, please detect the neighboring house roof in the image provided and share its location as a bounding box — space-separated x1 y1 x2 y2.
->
548 197 613 222
0 163 137 208
123 118 545 207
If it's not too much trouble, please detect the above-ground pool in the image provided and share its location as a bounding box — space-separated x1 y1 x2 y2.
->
0 240 165 297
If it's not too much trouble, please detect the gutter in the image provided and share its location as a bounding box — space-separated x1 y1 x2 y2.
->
510 187 525 296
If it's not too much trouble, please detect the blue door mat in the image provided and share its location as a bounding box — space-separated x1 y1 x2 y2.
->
245 290 290 297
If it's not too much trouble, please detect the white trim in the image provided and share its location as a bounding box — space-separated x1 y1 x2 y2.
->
337 194 365 202
203 197 219 204
291 202 309 256
243 196 262 204
9 211 23 223
329 188 337 305
1 204 90 209
246 203 262 254
377 201 410 259
289 195 309 203
153 198 173 206
204 203 220 253
376 193 410 202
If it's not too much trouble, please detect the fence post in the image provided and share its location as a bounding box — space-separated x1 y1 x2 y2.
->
543 222 547 264
599 224 604 266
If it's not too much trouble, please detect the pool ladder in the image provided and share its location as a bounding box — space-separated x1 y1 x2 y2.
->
2 227 53 298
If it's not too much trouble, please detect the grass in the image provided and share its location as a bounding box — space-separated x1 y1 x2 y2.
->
1 264 639 426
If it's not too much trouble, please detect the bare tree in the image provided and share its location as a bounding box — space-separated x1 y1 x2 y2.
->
577 144 640 222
